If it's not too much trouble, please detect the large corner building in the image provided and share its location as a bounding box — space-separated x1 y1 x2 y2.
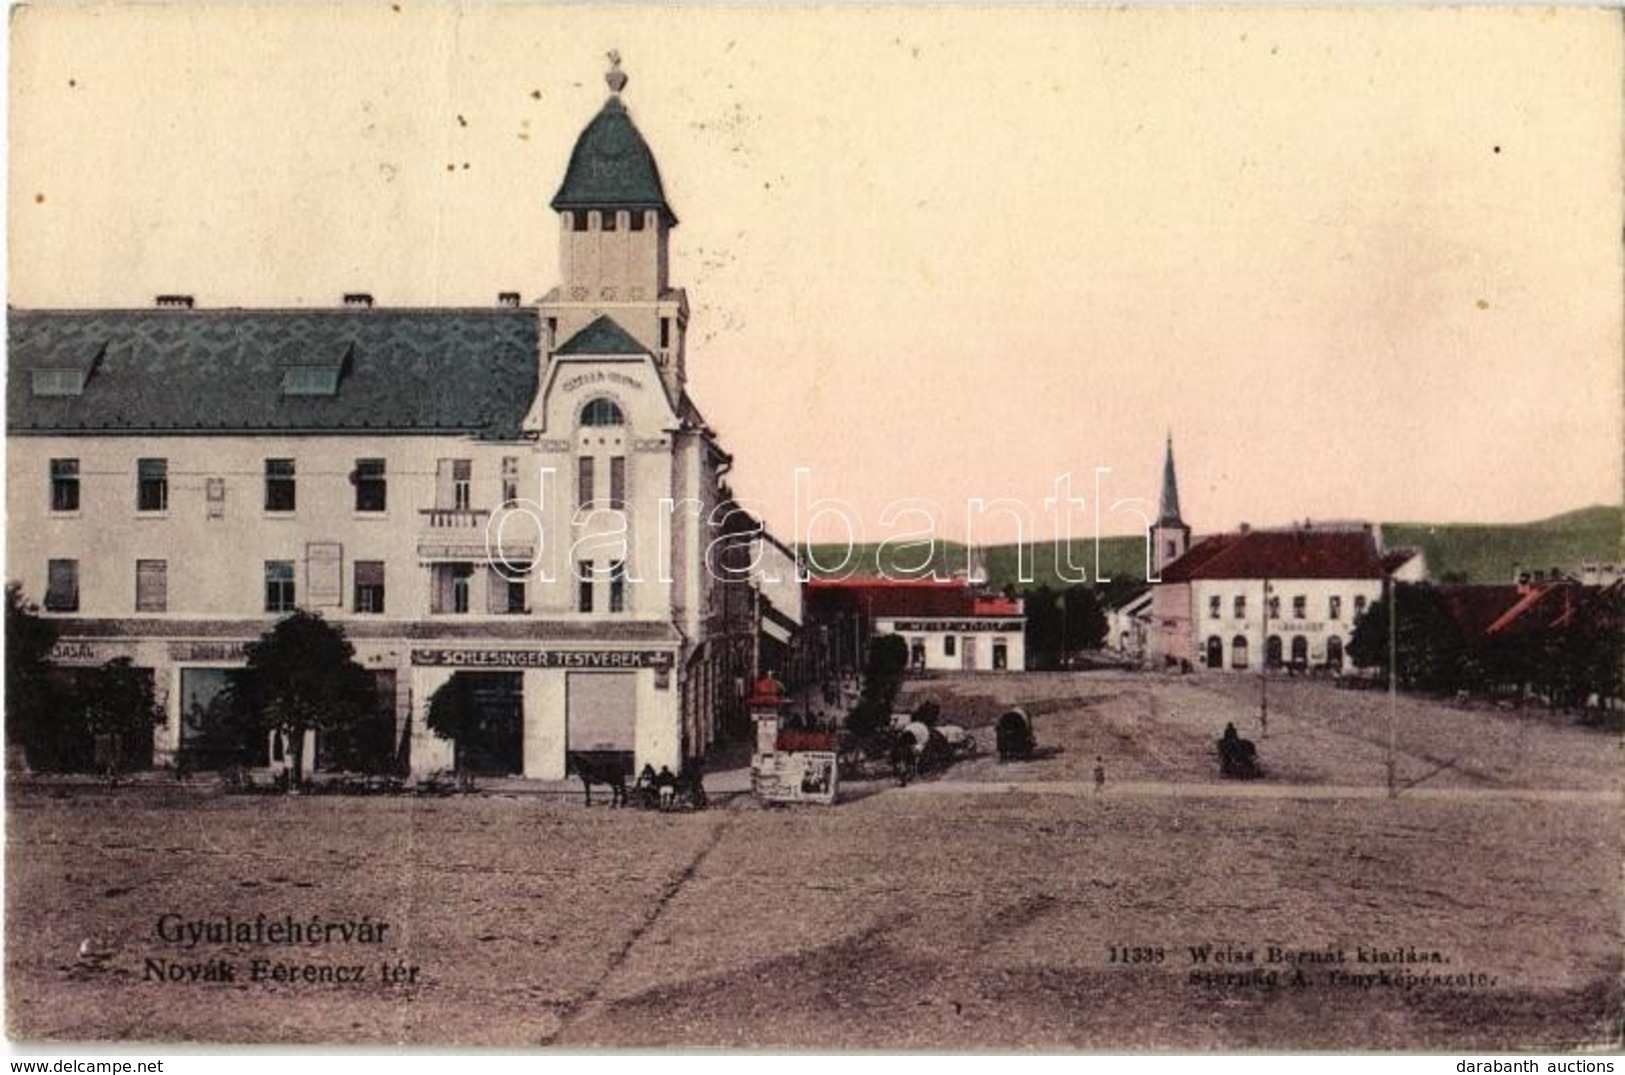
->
6 62 766 779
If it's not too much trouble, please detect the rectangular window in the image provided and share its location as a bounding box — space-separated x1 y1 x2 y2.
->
577 560 594 613
501 456 519 504
486 566 528 615
572 210 589 232
629 210 646 232
206 477 226 519
659 318 671 349
137 458 168 512
1329 595 1343 620
609 456 626 510
264 459 296 512
944 635 957 657
45 559 79 612
455 460 472 510
135 559 167 612
431 563 474 614
578 456 595 510
1292 595 1307 620
1354 595 1368 616
265 561 296 613
1233 595 1246 619
1209 595 1221 619
453 565 471 614
609 560 625 613
354 561 385 614
1268 595 1281 620
601 209 618 232
435 459 473 511
354 459 386 512
50 459 80 512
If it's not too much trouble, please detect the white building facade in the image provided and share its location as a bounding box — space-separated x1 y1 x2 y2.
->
7 64 747 780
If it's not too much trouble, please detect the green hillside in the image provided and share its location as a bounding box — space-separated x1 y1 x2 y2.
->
1382 505 1621 584
803 505 1622 590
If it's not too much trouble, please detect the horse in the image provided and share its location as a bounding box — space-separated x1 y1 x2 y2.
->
566 751 628 807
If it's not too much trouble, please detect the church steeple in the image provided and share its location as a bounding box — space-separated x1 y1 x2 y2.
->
1150 433 1191 577
1158 432 1184 526
543 52 688 395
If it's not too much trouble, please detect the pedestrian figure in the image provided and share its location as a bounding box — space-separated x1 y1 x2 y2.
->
655 765 677 811
1093 755 1106 793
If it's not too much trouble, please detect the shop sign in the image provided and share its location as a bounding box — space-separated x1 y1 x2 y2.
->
49 640 105 665
409 648 673 669
169 641 250 662
887 619 1023 633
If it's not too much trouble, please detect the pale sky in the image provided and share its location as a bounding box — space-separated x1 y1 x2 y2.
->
8 4 1622 544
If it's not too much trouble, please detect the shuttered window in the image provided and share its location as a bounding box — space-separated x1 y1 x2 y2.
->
135 560 167 612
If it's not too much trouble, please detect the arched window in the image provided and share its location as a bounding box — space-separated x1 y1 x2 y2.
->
1205 636 1224 669
1230 635 1249 670
1266 635 1283 668
1290 635 1309 668
1325 636 1344 671
580 397 625 427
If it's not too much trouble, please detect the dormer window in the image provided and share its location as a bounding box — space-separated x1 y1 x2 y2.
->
580 397 625 427
282 365 342 396
31 368 87 397
628 210 646 233
601 210 618 232
571 210 590 232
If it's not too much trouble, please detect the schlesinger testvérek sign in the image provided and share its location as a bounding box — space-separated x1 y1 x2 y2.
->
409 649 673 670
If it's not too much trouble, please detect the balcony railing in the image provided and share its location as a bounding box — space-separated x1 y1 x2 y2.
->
420 507 491 530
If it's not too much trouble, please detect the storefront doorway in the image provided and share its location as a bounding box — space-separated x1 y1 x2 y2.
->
566 672 637 774
449 671 524 776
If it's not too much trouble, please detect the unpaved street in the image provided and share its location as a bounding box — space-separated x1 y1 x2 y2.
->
7 673 1621 1050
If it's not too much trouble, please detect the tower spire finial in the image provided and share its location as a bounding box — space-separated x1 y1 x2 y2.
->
605 50 627 95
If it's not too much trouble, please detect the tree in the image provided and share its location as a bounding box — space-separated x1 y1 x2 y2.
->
234 611 377 787
1349 584 1465 693
5 583 65 769
846 634 909 737
81 658 164 774
425 673 482 785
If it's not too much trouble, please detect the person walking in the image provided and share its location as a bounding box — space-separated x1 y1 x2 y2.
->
1093 755 1106 793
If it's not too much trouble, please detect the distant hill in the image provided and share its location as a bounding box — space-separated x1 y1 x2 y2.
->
801 505 1622 590
1382 505 1621 585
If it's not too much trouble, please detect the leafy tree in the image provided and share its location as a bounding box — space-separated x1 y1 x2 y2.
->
425 673 482 785
5 583 66 769
846 634 909 737
1349 584 1465 692
81 658 163 774
234 611 377 787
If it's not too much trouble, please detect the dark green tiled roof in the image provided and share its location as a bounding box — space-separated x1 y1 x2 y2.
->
550 97 675 223
8 308 539 438
555 315 649 357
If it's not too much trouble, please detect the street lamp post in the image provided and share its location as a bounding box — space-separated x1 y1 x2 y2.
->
1259 579 1269 738
1386 575 1398 798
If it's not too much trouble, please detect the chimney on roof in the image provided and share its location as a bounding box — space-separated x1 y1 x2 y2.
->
154 294 194 309
1239 523 1250 533
343 293 374 309
498 292 522 308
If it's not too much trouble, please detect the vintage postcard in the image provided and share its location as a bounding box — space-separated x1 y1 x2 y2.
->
5 3 1622 1053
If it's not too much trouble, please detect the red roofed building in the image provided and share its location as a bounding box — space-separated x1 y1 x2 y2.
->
1150 524 1388 672
806 578 1026 672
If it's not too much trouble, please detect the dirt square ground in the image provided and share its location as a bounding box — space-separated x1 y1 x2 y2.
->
7 672 1620 1050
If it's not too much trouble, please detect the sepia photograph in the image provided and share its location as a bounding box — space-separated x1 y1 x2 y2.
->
4 3 1622 1054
